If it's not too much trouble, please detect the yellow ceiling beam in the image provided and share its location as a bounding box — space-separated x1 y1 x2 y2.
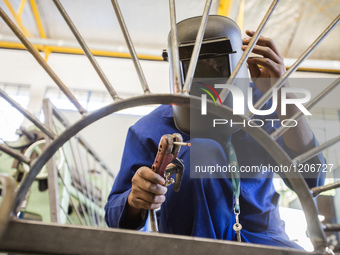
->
29 0 46 39
0 41 163 61
2 0 33 37
218 0 233 17
17 0 27 17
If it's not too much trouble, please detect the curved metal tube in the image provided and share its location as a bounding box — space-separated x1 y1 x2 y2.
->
12 94 327 251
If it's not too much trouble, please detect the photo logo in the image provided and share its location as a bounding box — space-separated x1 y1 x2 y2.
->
198 82 222 115
200 84 312 116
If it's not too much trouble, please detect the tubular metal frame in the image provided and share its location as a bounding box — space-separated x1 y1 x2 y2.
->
0 0 339 254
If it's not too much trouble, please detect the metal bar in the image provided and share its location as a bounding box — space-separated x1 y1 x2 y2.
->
86 152 100 225
247 13 340 118
53 0 120 101
293 135 340 165
60 204 74 225
182 0 213 94
0 219 318 255
311 181 340 197
111 0 150 94
271 76 340 140
51 117 85 226
0 175 16 240
29 0 46 38
68 139 92 226
0 87 56 139
219 0 280 103
57 168 85 225
324 224 340 232
74 138 96 226
0 7 87 115
43 99 61 223
168 0 183 94
0 143 31 164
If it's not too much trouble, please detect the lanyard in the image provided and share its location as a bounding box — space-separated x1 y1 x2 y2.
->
226 136 242 242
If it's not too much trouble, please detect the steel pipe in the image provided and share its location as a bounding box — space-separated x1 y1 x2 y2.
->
271 76 340 140
219 0 280 103
111 0 150 94
0 88 56 139
0 143 31 165
293 135 340 165
0 7 86 115
182 0 212 94
311 181 340 197
169 0 183 94
53 0 120 101
247 13 340 118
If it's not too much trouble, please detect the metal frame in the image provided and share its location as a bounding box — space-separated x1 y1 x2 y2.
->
0 0 339 254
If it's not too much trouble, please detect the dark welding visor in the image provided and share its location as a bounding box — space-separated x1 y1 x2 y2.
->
179 36 235 80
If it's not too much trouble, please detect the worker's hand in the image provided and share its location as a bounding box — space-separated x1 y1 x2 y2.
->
127 166 167 211
242 30 286 94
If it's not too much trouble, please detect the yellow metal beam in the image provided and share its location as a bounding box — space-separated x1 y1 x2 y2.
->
17 0 27 17
0 41 163 61
29 0 46 38
218 0 233 17
2 0 33 37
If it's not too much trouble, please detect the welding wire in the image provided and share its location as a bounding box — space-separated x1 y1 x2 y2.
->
53 0 120 101
219 0 280 103
293 135 340 165
52 119 86 226
271 76 340 140
0 143 31 165
111 0 150 94
0 7 86 115
168 0 183 94
173 142 191 146
247 13 340 118
0 88 56 139
182 0 213 94
74 137 96 226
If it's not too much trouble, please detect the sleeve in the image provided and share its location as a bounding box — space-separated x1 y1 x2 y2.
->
104 126 156 229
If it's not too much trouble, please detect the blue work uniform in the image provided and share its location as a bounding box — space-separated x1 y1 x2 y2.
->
105 87 325 249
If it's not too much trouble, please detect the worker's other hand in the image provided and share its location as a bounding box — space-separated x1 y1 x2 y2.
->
242 30 286 94
128 166 167 211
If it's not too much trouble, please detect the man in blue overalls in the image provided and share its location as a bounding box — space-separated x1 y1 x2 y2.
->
105 16 325 249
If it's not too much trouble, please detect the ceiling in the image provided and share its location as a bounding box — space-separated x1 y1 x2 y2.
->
0 0 339 64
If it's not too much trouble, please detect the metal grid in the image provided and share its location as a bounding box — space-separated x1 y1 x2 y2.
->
0 0 339 254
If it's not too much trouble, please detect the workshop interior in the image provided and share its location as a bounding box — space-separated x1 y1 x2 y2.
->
0 0 339 254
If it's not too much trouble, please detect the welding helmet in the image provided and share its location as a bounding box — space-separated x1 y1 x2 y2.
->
166 15 249 139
